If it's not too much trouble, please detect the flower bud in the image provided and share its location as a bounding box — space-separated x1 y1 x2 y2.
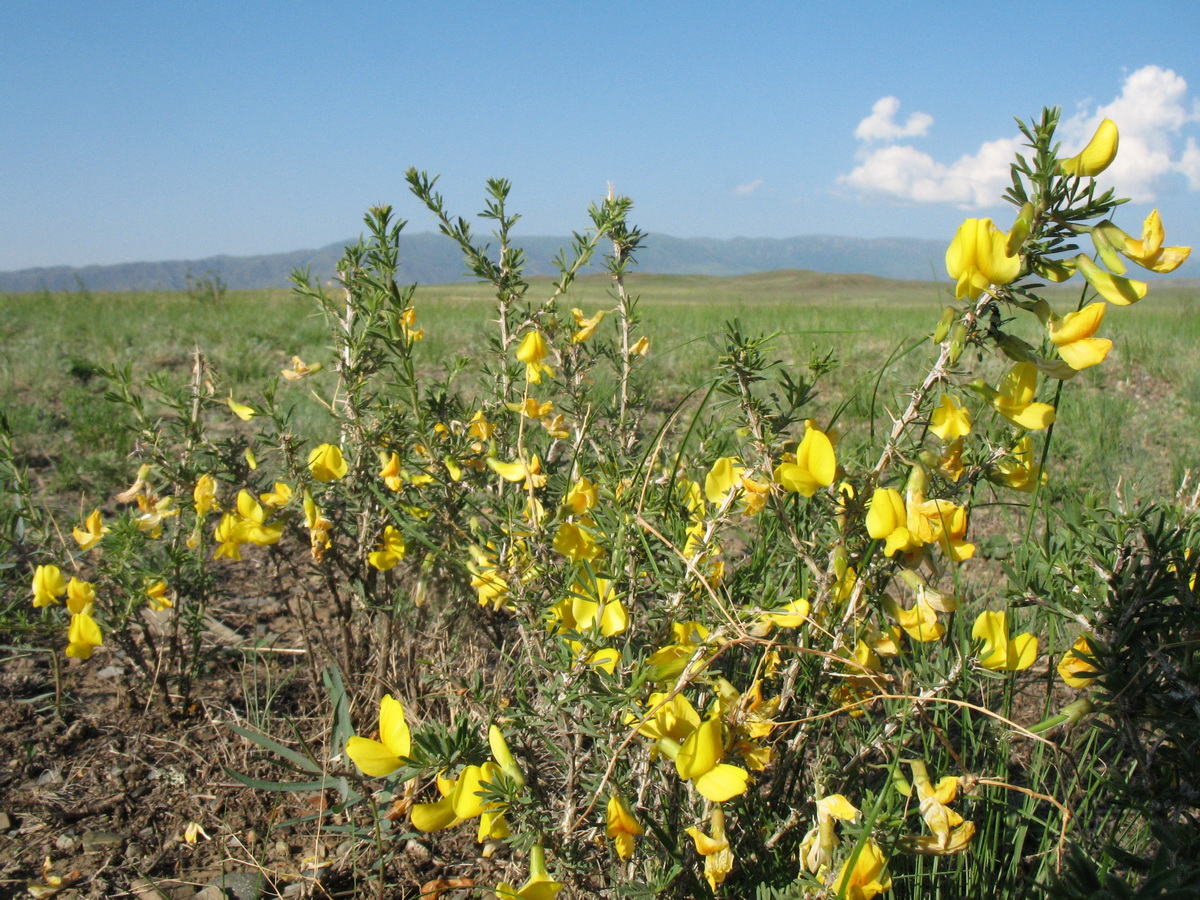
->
932 306 956 344
1060 118 1118 177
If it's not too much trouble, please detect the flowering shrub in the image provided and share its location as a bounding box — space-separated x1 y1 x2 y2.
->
15 109 1200 898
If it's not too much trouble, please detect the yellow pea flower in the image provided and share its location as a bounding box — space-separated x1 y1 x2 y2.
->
281 356 322 380
515 330 554 384
774 422 837 496
629 335 651 356
72 509 108 550
1058 634 1101 688
899 760 976 856
194 474 218 516
865 488 920 557
32 564 66 608
945 217 1021 300
832 839 892 900
564 476 598 515
675 717 750 802
145 580 173 611
1060 117 1118 177
800 793 860 875
368 525 407 571
989 436 1046 493
551 578 626 636
226 395 256 421
1075 254 1147 306
1049 302 1112 370
972 610 1037 671
65 577 95 614
760 596 810 629
570 307 606 342
258 482 293 509
308 443 348 482
1121 209 1191 273
606 794 644 860
346 694 412 777
975 362 1056 430
65 610 103 659
686 806 734 892
487 455 546 489
929 394 971 442
494 845 562 900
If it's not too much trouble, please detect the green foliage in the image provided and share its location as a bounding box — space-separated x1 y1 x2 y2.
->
3 107 1199 900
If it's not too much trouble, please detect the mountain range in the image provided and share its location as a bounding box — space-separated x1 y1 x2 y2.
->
0 232 953 293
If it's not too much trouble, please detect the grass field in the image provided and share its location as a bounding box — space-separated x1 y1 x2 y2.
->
4 264 1200 898
5 269 1199 509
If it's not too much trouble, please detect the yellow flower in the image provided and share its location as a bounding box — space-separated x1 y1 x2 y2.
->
494 845 562 900
937 438 965 483
487 455 546 490
675 717 750 802
1075 253 1147 306
898 760 976 856
989 436 1046 493
636 690 702 743
945 217 1021 300
705 457 746 506
570 307 606 342
146 580 173 611
551 577 626 637
865 488 920 557
887 597 945 643
346 694 412 777
606 794 644 860
629 335 651 356
799 793 859 874
1058 634 1100 688
281 356 322 380
564 477 598 515
226 395 256 421
976 362 1056 430
909 498 975 562
398 307 424 343
308 443 348 481
760 596 810 629
65 610 103 659
832 839 892 900
508 397 554 420
686 806 735 892
515 331 554 384
66 578 95 614
929 394 971 442
258 482 293 509
235 490 284 546
774 421 837 496
32 564 66 608
368 525 407 571
193 474 218 516
972 610 1037 671
1060 118 1118 177
72 509 108 550
1121 209 1191 273
136 494 179 538
1048 302 1112 370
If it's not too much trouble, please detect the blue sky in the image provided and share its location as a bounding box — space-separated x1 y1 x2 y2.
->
3 1 1198 271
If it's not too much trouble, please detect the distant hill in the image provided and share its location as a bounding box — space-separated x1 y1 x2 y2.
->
0 232 951 293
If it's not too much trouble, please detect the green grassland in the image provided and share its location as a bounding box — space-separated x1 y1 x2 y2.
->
4 269 1199 508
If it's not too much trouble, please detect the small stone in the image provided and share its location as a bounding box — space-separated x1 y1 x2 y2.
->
126 841 145 860
55 833 76 851
130 877 191 900
272 840 289 858
81 829 126 852
205 871 264 900
0 811 15 831
193 887 226 900
37 768 63 785
244 829 259 846
96 665 125 679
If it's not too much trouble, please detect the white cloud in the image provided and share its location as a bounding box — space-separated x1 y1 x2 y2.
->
839 66 1200 208
1062 65 1200 202
840 137 1020 206
734 178 764 197
854 96 933 141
